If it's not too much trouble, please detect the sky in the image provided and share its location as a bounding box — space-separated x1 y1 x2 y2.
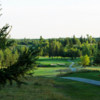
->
0 0 100 39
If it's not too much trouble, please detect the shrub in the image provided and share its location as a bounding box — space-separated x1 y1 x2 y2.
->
81 55 90 66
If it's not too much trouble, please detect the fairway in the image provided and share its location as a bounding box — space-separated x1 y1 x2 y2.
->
38 57 71 66
34 67 67 76
85 67 100 71
34 57 72 76
62 71 100 81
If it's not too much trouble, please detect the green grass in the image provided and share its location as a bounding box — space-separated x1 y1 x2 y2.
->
1 57 100 100
62 71 100 81
38 57 71 65
34 67 67 76
0 77 68 100
85 67 100 71
0 76 100 100
54 77 100 100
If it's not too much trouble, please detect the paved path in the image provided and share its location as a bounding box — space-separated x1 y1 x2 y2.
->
61 77 100 86
68 61 77 72
69 62 74 68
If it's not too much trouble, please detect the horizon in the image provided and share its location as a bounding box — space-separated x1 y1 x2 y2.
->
10 35 100 40
1 0 100 39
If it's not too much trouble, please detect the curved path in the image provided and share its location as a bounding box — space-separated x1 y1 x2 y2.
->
69 62 74 68
68 61 77 72
61 77 100 86
61 60 100 86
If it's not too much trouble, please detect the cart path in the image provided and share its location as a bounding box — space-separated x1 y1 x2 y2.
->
61 77 100 86
68 62 77 72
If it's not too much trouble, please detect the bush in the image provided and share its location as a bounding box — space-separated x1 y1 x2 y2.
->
81 55 90 66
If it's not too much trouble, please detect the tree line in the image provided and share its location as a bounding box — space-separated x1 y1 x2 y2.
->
12 35 100 65
15 35 97 57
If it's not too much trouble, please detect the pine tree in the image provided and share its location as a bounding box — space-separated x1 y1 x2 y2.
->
0 5 39 87
0 24 13 49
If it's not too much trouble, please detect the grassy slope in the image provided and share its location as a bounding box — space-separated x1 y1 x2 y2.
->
34 67 67 76
0 77 100 100
0 77 68 100
62 71 100 81
54 77 100 100
1 57 100 100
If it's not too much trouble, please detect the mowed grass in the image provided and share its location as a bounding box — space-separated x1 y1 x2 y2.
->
34 57 70 76
0 76 100 100
38 57 71 65
34 67 67 76
54 77 100 100
59 66 100 81
62 71 100 81
85 67 100 71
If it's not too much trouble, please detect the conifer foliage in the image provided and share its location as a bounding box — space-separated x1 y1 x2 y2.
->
0 25 39 87
0 24 13 49
0 47 39 87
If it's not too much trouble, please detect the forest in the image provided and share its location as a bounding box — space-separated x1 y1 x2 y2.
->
4 35 100 65
0 34 100 69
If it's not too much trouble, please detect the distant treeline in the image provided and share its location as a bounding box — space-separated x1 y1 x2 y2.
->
8 35 100 60
11 36 100 46
0 35 99 68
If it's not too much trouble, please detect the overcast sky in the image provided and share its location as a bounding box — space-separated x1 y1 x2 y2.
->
0 0 100 39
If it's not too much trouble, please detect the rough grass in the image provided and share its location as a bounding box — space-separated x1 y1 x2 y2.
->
0 76 100 100
0 77 69 100
1 57 100 100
